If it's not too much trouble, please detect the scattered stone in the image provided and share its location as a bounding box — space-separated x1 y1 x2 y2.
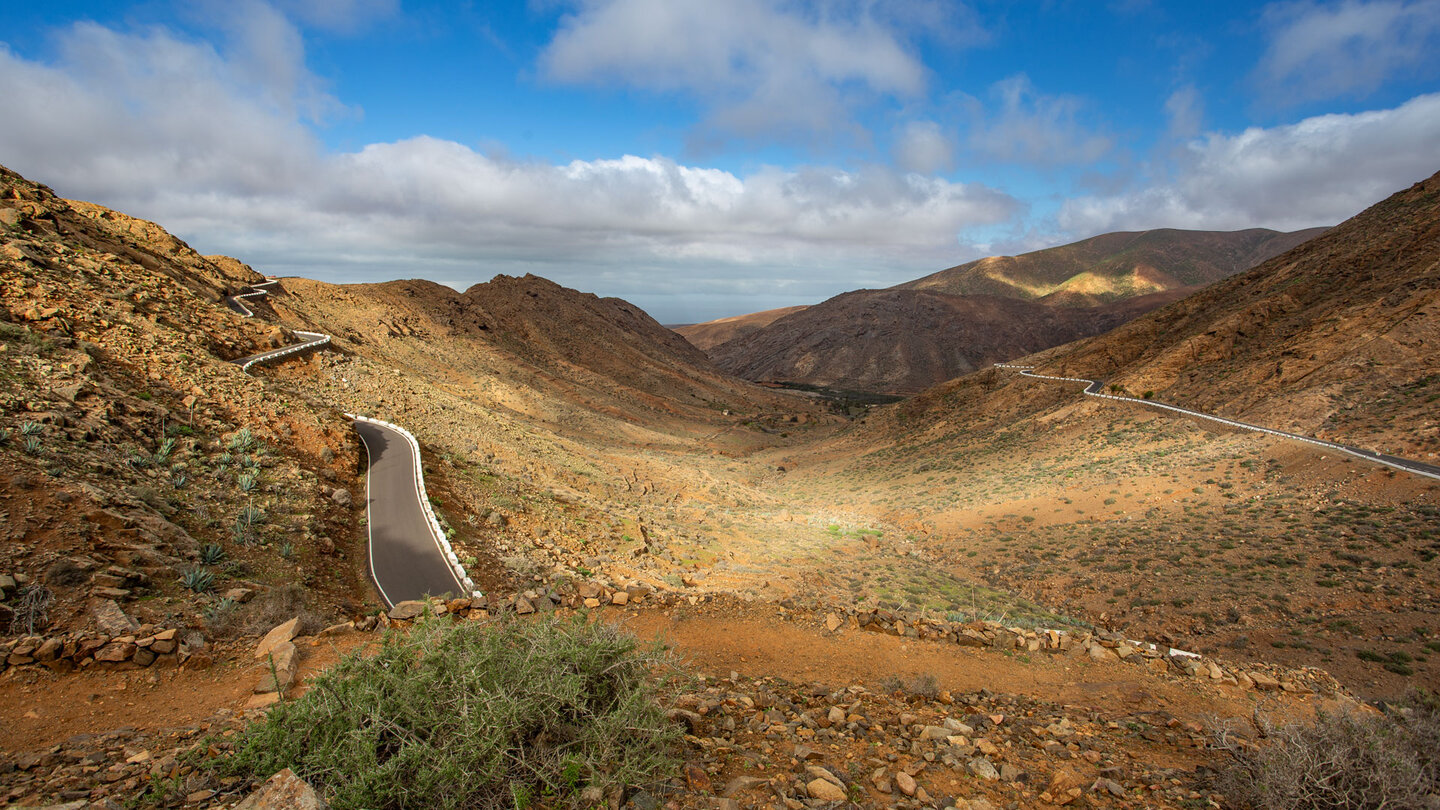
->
968 757 1000 780
1250 672 1281 691
386 601 426 621
330 488 352 507
255 617 301 658
807 778 847 802
683 761 711 792
89 599 139 636
233 768 329 810
894 771 917 797
255 641 298 695
611 591 629 606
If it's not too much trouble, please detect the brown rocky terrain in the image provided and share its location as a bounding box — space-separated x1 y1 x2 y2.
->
898 227 1328 306
0 161 1432 808
706 288 1187 395
673 305 810 351
781 169 1440 698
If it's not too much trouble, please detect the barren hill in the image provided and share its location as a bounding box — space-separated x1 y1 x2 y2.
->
271 273 806 440
673 304 809 351
1029 170 1440 458
898 226 1328 306
707 288 1187 395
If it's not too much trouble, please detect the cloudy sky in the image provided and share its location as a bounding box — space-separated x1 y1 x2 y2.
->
2 1 1438 323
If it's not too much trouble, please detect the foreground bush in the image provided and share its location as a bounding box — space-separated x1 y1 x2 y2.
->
1215 692 1440 809
221 614 682 809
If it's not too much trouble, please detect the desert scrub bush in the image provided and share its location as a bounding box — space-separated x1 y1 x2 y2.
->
218 614 682 809
1214 692 1440 809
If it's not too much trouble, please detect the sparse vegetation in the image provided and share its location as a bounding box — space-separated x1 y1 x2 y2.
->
217 614 681 809
180 567 216 593
1214 693 1440 809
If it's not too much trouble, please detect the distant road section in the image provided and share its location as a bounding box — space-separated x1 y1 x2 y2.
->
354 419 466 606
997 364 1440 482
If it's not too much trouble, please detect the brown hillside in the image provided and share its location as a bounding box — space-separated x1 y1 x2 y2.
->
0 165 370 650
1032 169 1440 459
673 304 809 350
778 170 1440 698
269 273 807 441
708 288 1187 395
899 227 1328 306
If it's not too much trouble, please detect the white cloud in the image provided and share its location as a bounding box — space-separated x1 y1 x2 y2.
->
1059 93 1440 234
1164 85 1204 139
893 120 955 174
0 15 1017 322
538 0 966 147
1256 0 1440 102
965 74 1112 165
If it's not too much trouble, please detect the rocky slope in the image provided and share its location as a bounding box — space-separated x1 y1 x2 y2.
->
0 164 366 649
898 226 1328 306
673 304 809 351
707 288 1186 395
1028 169 1440 459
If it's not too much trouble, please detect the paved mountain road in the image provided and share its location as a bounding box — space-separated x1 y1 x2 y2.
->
224 280 470 608
997 364 1440 482
354 420 466 605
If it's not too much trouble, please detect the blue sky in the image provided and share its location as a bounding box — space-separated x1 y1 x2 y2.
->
2 1 1438 323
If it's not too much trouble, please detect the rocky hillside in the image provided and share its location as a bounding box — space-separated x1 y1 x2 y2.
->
673 305 809 351
0 164 367 645
270 273 807 436
899 227 1328 306
706 288 1186 395
1029 169 1440 458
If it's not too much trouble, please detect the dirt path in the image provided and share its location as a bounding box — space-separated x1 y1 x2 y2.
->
615 604 1311 724
0 638 368 753
2 604 1322 756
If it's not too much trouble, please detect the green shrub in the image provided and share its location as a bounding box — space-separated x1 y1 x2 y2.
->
218 614 682 809
1214 692 1440 809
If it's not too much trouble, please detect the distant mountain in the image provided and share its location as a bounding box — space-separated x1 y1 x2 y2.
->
674 305 810 352
701 226 1328 395
896 227 1328 307
705 288 1188 395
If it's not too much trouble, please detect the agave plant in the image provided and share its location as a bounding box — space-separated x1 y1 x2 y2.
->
180 566 215 593
237 472 258 493
153 437 177 464
227 428 254 452
23 436 42 456
19 421 43 436
198 543 227 565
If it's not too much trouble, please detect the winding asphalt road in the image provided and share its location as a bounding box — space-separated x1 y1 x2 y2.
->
353 420 466 605
224 281 467 607
996 364 1440 482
